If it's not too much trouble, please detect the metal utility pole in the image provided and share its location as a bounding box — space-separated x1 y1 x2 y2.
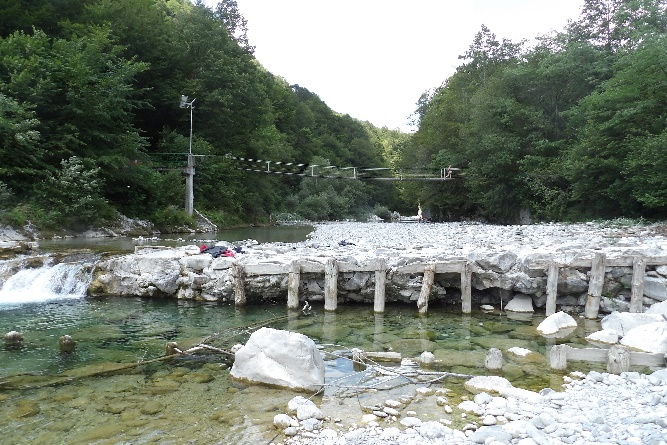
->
180 95 196 216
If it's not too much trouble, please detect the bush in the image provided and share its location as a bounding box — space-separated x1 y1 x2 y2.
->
152 205 197 232
373 204 392 221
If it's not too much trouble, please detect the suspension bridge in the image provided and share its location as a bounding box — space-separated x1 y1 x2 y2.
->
148 152 460 181
146 152 460 216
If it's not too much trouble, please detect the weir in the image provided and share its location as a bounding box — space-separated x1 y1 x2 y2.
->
234 253 664 317
0 256 95 306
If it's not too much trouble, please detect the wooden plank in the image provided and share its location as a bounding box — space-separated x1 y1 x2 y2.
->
324 258 338 311
374 258 387 313
287 260 300 310
584 252 606 319
629 351 666 367
417 264 435 314
461 262 472 314
546 261 558 316
566 346 608 363
629 256 646 313
565 346 664 367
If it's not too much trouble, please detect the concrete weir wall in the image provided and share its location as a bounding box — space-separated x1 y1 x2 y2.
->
88 243 667 317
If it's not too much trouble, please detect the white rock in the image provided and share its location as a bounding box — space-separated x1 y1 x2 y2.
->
537 311 577 335
620 322 667 353
464 376 513 394
287 396 312 413
600 312 664 336
646 300 667 315
482 415 497 425
586 329 619 344
361 414 377 424
416 420 452 439
400 416 422 427
420 350 435 365
505 294 534 312
508 346 532 356
273 414 292 429
297 403 324 421
230 327 325 391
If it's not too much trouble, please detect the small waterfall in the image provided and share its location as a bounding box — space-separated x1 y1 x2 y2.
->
0 257 95 305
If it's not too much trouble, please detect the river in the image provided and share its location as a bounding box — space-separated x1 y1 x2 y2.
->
0 224 648 444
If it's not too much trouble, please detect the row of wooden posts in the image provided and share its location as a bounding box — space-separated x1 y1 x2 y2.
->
131 244 663 316
231 252 666 317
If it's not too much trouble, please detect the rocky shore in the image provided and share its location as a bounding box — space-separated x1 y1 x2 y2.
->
275 369 667 445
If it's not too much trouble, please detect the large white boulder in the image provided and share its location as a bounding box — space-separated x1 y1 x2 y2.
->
620 322 667 353
230 327 325 391
600 312 664 337
537 311 577 335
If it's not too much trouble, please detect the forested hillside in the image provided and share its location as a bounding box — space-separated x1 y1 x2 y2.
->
0 0 406 231
1 0 666 231
405 0 667 223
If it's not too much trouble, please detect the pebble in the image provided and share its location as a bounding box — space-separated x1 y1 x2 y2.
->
282 369 667 445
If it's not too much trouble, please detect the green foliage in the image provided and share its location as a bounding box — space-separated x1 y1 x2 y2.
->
402 0 667 223
373 204 392 221
36 157 115 230
151 205 197 232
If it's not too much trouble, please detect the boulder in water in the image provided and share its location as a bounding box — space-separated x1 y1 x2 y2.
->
230 327 325 391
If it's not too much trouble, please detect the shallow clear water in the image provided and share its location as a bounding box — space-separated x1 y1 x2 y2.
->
0 295 630 445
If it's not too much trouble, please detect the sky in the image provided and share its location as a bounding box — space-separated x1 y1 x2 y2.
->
203 1 585 132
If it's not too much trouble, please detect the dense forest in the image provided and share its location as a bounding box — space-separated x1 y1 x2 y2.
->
0 0 666 232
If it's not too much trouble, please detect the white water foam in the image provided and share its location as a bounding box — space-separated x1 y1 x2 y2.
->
0 260 93 305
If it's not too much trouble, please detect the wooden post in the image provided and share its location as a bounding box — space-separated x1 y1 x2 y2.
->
166 342 179 355
629 256 645 313
461 262 472 314
287 260 301 310
418 264 435 314
584 252 606 319
324 258 338 311
550 344 568 370
607 345 631 374
546 261 558 316
374 258 387 313
232 261 246 306
485 348 503 370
